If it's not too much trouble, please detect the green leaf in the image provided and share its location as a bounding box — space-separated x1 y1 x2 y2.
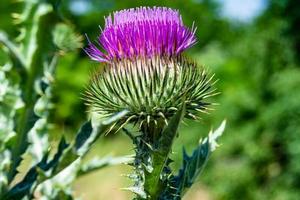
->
36 159 81 200
74 121 93 151
0 150 12 194
53 109 129 174
78 155 133 176
160 120 226 199
0 67 24 148
159 103 186 153
7 0 58 185
3 110 128 199
2 138 68 200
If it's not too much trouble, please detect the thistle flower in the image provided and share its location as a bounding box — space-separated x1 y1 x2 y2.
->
85 7 197 62
84 7 221 199
85 7 215 128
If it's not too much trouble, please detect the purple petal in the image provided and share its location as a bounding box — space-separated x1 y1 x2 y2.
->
85 7 197 62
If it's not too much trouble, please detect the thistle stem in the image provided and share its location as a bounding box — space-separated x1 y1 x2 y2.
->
133 104 185 199
141 123 166 200
137 104 185 200
132 125 171 200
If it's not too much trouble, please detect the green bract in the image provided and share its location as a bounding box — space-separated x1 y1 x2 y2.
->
85 56 216 127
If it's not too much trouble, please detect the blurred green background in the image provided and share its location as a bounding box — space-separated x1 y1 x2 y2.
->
1 0 300 199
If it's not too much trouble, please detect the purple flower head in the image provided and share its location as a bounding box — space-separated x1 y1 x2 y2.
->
85 7 197 62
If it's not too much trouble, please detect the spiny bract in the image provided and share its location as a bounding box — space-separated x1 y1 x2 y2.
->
85 56 215 127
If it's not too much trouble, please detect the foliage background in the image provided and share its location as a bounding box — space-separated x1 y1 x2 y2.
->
1 0 299 199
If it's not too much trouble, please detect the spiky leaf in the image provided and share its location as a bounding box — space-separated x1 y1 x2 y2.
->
2 137 68 200
159 120 226 199
3 110 128 199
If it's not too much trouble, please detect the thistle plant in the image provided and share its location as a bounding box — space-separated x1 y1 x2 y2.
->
85 7 226 200
0 2 225 199
0 1 132 199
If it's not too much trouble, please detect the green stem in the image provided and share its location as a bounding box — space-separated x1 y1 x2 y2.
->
133 104 186 200
142 125 166 200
